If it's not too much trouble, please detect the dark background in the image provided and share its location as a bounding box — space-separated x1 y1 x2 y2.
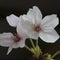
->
0 0 60 60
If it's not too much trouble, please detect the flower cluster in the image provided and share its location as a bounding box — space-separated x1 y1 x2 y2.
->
0 6 60 60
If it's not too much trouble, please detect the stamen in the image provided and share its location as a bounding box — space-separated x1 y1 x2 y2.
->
12 34 21 43
34 24 41 32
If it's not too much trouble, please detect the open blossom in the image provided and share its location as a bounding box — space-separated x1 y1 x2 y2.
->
18 6 59 43
0 14 27 54
0 32 27 54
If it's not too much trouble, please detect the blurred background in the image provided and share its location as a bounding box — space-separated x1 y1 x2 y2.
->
0 0 60 60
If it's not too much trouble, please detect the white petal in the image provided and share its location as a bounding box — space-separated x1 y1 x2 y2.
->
7 47 12 55
0 33 13 39
33 6 42 24
17 16 28 38
28 31 39 39
27 6 42 24
20 16 33 30
39 30 59 43
7 39 25 54
6 14 19 27
19 39 25 48
0 33 14 47
21 15 35 24
20 17 34 34
41 14 59 32
10 39 25 48
10 43 19 48
24 9 36 24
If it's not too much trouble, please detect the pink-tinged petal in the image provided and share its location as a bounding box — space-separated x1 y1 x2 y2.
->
0 33 13 39
0 33 14 47
9 39 25 48
41 14 59 32
6 14 19 27
39 30 59 43
19 39 25 48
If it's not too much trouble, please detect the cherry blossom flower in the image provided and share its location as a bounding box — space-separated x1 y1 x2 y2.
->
18 6 59 43
0 32 27 55
0 14 28 54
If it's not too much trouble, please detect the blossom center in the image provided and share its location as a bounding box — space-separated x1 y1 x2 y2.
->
34 24 41 32
12 34 21 43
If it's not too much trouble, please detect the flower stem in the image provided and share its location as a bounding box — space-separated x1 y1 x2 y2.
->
25 45 32 52
29 38 35 48
36 40 38 46
52 51 60 58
